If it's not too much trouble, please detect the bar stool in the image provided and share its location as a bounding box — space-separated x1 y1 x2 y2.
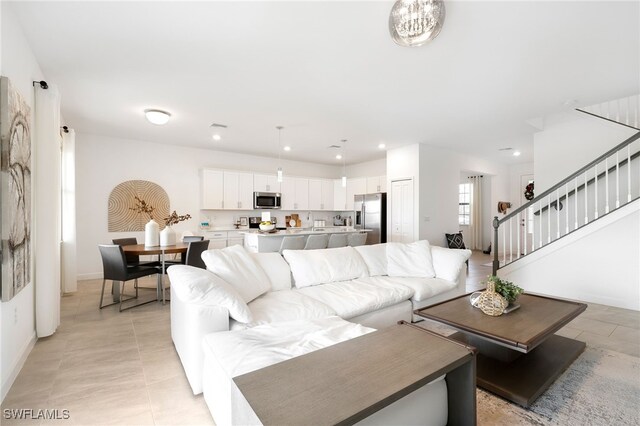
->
327 233 348 248
304 234 329 250
279 236 306 254
348 233 368 247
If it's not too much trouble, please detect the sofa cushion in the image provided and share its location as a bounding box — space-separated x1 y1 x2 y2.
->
201 245 271 303
431 246 472 282
203 317 375 378
250 252 292 291
230 290 337 330
283 246 369 289
167 265 253 323
296 278 413 319
362 276 456 302
354 244 387 276
387 240 435 278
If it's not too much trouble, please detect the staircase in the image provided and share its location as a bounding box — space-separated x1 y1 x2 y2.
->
491 97 640 310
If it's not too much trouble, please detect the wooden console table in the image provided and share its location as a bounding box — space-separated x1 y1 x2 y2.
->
234 322 477 425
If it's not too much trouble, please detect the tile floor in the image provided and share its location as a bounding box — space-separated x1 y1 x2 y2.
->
2 251 639 425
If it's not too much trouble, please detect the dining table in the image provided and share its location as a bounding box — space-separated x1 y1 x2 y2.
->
122 243 189 304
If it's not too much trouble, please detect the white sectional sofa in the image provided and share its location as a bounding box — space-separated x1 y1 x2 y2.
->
168 240 472 396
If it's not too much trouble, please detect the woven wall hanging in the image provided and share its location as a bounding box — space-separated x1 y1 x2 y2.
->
108 180 169 232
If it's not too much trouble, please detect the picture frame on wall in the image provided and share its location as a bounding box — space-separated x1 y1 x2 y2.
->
239 217 248 226
0 76 33 301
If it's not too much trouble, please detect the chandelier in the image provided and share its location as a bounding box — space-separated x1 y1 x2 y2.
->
389 0 446 47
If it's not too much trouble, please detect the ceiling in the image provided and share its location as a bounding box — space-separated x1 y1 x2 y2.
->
9 1 640 166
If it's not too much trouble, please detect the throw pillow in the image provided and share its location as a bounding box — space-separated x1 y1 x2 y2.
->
167 265 253 323
431 246 472 282
386 240 436 278
201 245 271 303
283 246 369 288
445 232 466 249
354 244 387 276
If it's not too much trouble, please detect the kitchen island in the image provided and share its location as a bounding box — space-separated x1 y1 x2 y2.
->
242 228 369 253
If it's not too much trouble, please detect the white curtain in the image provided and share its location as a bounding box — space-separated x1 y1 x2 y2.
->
34 84 61 337
469 175 483 250
61 129 77 293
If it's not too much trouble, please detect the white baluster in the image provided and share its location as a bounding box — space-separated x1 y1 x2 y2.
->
524 208 528 256
616 151 620 208
627 96 631 126
616 99 620 123
584 174 589 225
503 224 506 266
605 156 609 214
539 201 543 249
547 195 551 244
565 184 569 234
517 213 520 258
509 219 513 263
556 189 560 239
628 145 632 202
574 178 578 230
594 163 598 219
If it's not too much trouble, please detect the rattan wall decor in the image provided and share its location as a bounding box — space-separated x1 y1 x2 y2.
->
108 180 169 232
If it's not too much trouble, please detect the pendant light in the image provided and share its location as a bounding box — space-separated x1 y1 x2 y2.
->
341 139 347 187
276 126 284 183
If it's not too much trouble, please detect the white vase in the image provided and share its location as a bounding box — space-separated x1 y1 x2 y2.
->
160 226 176 246
145 219 160 247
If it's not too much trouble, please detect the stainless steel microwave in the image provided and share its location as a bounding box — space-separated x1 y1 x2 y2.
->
253 192 281 209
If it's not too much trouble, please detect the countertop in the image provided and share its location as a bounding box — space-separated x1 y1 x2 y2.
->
241 228 368 237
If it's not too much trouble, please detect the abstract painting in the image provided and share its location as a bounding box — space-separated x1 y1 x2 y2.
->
108 180 169 231
1 76 32 301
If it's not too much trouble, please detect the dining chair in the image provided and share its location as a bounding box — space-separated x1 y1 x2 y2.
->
112 237 160 268
279 236 306 254
183 235 205 243
327 233 348 248
183 239 210 269
98 244 159 311
348 233 368 247
304 234 329 250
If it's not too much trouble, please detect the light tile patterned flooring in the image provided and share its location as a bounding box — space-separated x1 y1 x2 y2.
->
2 251 639 425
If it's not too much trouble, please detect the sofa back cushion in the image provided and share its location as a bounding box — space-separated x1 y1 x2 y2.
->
386 240 436 278
354 243 387 276
167 265 253 323
431 246 472 282
250 252 292 291
201 245 271 303
283 246 369 289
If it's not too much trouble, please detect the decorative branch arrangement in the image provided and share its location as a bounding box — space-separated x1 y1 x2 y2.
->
164 211 192 227
130 195 155 219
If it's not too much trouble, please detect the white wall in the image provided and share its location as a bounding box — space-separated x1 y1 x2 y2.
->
534 112 637 192
0 4 45 401
346 157 386 178
76 133 345 278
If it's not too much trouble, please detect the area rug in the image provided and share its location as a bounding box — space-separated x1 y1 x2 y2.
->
476 347 640 425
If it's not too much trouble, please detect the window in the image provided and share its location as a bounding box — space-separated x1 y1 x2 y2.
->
459 183 471 225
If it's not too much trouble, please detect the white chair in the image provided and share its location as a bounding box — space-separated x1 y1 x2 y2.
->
304 234 329 250
327 233 348 248
279 236 306 254
348 233 367 247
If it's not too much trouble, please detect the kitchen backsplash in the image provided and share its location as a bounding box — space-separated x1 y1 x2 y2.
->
199 209 355 230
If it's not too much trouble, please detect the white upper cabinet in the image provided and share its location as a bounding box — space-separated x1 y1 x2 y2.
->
321 179 334 211
333 179 346 211
281 177 309 210
254 174 281 193
201 169 224 209
346 177 367 211
223 171 253 210
366 175 387 193
308 179 322 210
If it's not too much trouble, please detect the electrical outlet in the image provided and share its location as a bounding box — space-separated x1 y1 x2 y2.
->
14 307 18 324
424 216 431 222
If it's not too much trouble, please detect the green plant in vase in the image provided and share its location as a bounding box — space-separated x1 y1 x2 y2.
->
484 275 523 305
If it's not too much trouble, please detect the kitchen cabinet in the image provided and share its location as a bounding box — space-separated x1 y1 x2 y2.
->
309 179 334 210
366 175 387 193
333 179 346 211
346 177 367 211
254 174 281 193
204 230 244 248
201 169 224 209
281 177 309 210
223 171 253 210
227 231 245 247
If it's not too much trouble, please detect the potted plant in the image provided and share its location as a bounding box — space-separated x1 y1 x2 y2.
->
485 275 523 305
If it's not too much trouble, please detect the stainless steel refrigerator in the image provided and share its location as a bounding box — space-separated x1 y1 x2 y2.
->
354 193 387 244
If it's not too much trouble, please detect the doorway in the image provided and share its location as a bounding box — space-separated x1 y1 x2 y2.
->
391 179 414 243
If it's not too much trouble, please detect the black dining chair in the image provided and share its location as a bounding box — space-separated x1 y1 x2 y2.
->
112 237 160 268
183 239 210 269
98 244 160 311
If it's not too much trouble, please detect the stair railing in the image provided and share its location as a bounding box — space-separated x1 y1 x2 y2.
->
493 130 640 274
576 94 640 130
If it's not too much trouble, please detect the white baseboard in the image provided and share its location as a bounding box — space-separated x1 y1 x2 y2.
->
77 272 102 281
1 332 36 403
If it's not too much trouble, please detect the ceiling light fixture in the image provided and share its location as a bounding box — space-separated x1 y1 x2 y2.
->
210 123 228 141
283 146 291 152
144 109 171 125
389 0 446 47
336 154 342 160
341 139 347 188
276 126 284 183
513 151 521 157
378 143 386 149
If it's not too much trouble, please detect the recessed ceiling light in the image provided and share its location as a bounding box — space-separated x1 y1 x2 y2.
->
513 151 521 157
283 146 291 152
378 143 386 149
144 109 171 125
212 134 222 141
336 154 342 160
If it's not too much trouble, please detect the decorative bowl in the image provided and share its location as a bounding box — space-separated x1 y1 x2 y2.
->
259 223 275 231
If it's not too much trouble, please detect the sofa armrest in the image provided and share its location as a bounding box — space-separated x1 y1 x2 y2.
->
171 285 230 395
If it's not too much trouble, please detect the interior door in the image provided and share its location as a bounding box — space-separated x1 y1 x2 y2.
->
520 174 534 254
391 179 414 243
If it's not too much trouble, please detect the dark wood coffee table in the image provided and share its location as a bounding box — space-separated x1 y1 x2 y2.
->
415 293 587 407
